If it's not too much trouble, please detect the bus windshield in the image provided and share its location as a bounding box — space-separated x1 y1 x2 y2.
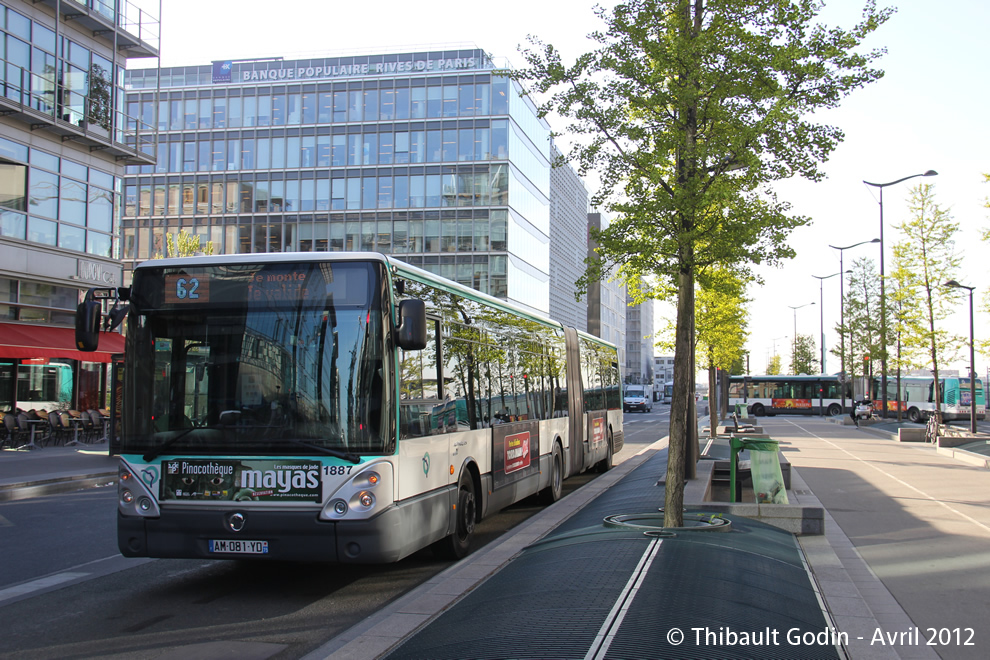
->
121 260 388 457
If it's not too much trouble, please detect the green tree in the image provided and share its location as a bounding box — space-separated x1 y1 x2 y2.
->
767 354 782 376
833 257 884 388
790 334 818 375
695 268 749 432
888 243 926 417
516 0 891 526
893 183 963 419
153 229 215 258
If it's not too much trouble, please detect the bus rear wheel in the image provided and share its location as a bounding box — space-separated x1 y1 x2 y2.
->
752 403 766 417
596 432 613 473
542 442 563 504
433 471 476 560
907 407 922 424
827 403 842 417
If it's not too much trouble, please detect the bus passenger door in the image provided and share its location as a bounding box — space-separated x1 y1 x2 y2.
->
396 317 451 507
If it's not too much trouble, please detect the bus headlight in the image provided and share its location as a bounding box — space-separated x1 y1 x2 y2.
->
320 461 393 521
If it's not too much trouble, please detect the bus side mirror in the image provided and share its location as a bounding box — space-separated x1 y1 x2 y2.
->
75 301 102 351
397 299 427 350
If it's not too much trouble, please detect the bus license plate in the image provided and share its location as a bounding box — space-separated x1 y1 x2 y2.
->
209 539 269 554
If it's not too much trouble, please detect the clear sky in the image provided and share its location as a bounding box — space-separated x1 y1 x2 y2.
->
137 0 990 379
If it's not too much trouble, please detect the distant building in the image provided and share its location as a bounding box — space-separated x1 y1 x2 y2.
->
654 355 674 389
624 293 654 385
122 47 555 317
548 142 588 331
586 212 625 363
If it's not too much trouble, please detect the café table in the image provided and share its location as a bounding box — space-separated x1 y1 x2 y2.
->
18 418 49 450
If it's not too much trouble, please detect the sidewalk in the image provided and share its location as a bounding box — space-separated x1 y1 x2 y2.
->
4 419 988 659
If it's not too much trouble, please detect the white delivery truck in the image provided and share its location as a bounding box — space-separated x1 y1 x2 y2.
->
623 384 653 413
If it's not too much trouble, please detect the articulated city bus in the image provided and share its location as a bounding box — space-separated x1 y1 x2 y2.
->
76 253 622 562
728 375 851 417
872 376 985 423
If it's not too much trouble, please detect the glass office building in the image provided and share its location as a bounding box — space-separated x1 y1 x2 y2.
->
122 47 555 316
1 0 158 414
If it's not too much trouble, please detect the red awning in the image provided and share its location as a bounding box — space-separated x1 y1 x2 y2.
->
0 323 124 363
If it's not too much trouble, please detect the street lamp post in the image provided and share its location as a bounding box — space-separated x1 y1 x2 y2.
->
788 302 816 375
945 280 977 434
828 239 880 412
863 170 938 418
812 271 848 415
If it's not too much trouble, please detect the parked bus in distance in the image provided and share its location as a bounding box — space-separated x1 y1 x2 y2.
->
728 375 852 417
75 253 622 563
1 362 73 412
660 381 674 404
872 376 985 423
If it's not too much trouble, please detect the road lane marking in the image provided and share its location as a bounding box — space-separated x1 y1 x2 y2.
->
0 572 90 603
584 536 663 660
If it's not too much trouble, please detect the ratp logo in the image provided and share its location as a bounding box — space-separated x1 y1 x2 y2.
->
140 466 159 487
166 461 179 474
422 452 430 476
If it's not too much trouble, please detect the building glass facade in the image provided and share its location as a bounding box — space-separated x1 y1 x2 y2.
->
123 48 554 315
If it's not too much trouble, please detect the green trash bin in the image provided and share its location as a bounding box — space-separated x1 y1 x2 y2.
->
729 437 788 504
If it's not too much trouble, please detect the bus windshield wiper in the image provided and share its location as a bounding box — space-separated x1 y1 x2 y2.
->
280 437 362 464
142 425 216 462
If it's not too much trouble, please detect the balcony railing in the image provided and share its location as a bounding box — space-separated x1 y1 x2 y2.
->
38 0 160 58
0 57 156 165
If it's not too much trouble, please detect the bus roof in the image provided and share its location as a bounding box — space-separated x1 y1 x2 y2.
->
133 251 620 353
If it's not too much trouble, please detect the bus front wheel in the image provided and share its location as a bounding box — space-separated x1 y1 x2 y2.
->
907 407 922 424
434 471 477 560
752 403 766 417
827 403 842 417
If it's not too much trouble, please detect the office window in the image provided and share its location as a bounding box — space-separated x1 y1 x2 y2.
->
28 217 56 245
198 98 211 128
442 85 458 117
213 97 226 128
59 178 87 224
380 89 395 120
302 93 316 124
288 92 302 124
257 95 272 126
184 99 197 129
363 89 378 121
272 93 286 125
333 91 347 122
317 135 331 167
301 135 316 167
243 96 256 127
28 168 58 218
286 136 301 168
379 131 394 165
395 87 410 120
411 87 426 118
318 92 333 123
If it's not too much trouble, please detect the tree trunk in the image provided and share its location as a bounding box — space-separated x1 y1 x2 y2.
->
665 268 695 527
708 363 717 439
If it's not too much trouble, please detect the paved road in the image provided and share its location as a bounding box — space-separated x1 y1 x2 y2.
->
764 416 990 660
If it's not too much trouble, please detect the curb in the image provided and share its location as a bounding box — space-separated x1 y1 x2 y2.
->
0 471 117 502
